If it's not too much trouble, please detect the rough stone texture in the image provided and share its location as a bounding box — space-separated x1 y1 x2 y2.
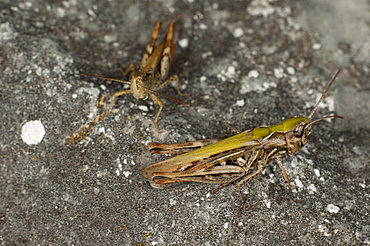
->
1 0 369 245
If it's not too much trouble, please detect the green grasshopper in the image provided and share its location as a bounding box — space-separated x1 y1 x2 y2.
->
142 70 342 216
67 21 188 144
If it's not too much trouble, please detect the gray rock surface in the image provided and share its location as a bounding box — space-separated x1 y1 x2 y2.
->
1 0 369 245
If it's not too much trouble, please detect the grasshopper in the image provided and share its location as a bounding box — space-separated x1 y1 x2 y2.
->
142 70 342 216
67 21 188 144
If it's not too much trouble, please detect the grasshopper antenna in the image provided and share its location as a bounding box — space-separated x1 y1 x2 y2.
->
308 115 343 126
144 87 189 106
81 73 188 106
81 73 132 84
308 70 340 119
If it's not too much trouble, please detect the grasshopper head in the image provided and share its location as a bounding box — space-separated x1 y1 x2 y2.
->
285 117 312 155
287 112 343 155
130 74 148 99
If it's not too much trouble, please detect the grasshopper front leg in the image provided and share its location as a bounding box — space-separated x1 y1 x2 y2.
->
146 75 189 132
150 93 164 133
234 148 274 216
96 64 137 121
118 63 136 76
99 89 132 121
235 162 268 217
276 156 305 205
156 74 189 96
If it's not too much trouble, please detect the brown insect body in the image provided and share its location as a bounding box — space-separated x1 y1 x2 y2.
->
129 20 175 100
67 21 187 143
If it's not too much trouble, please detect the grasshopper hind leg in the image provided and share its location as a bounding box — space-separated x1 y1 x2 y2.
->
210 181 235 194
66 94 107 144
141 21 161 67
99 89 132 120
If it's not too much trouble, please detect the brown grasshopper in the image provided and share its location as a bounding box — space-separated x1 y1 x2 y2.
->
142 70 342 216
67 21 188 144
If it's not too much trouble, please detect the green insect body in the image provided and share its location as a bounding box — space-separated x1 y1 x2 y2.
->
142 70 342 216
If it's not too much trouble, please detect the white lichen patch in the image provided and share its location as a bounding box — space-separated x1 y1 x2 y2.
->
294 178 304 189
138 105 149 112
233 27 244 38
235 99 245 107
326 204 340 213
307 184 317 194
248 70 259 78
122 171 132 178
178 38 189 48
0 22 17 41
314 169 321 177
240 76 277 94
21 120 46 145
273 67 285 79
217 65 239 81
247 0 275 17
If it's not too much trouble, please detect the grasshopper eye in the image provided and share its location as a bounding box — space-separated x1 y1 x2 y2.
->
294 125 304 138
